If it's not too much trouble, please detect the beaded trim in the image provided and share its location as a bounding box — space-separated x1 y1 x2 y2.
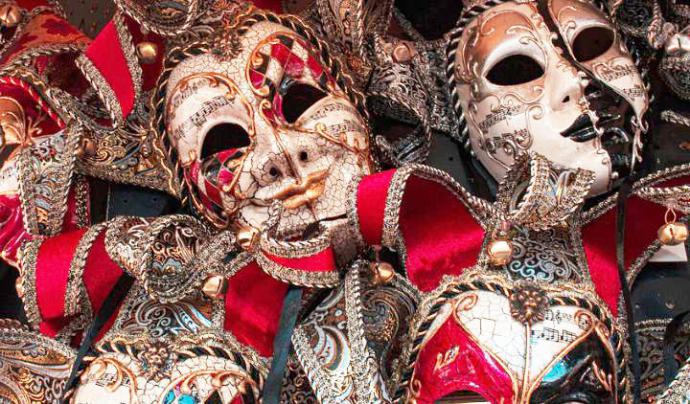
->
17 237 44 329
113 11 143 112
114 0 204 37
64 223 108 320
75 54 123 125
255 251 340 288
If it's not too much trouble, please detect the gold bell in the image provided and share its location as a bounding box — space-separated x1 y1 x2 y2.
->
370 261 395 286
658 222 689 246
136 42 158 65
0 4 21 29
76 138 96 158
15 276 24 298
201 274 228 299
487 220 514 266
236 226 259 250
487 239 513 266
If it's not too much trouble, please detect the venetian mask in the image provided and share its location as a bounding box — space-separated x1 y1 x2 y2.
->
165 19 372 236
449 0 649 195
408 280 621 403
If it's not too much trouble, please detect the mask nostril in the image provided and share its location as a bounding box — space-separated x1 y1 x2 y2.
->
562 95 571 103
269 166 281 178
299 151 308 162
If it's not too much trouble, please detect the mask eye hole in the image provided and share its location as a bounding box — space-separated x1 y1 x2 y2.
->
200 123 251 160
572 26 614 62
486 55 544 85
282 83 327 123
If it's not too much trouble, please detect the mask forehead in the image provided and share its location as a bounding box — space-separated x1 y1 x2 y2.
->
456 3 549 84
167 70 255 167
548 0 611 42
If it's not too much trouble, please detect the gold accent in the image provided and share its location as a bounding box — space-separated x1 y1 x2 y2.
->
433 346 459 373
273 169 328 210
236 226 259 251
79 357 138 400
392 42 415 64
486 238 513 266
369 261 394 286
0 4 21 28
658 222 688 245
658 207 689 245
136 41 158 64
202 274 228 299
75 138 96 158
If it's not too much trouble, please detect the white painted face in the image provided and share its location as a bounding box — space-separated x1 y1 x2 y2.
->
453 0 648 196
166 21 371 236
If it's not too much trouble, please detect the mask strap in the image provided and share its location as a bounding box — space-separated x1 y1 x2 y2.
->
617 175 642 403
262 286 304 404
61 273 134 402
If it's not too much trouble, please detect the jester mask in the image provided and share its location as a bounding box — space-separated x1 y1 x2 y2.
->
165 15 372 236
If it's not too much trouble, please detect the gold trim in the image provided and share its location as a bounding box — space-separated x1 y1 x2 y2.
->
17 237 43 328
64 223 108 320
75 54 124 126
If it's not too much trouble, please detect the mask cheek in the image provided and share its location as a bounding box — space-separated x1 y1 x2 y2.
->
184 161 216 211
468 102 530 170
588 57 648 119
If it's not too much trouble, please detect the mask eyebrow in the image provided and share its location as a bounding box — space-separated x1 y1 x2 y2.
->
189 96 233 127
168 96 234 144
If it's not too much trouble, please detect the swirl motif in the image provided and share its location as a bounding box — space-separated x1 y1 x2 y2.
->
506 227 581 282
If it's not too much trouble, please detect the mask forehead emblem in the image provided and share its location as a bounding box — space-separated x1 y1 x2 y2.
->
449 0 649 196
165 20 371 235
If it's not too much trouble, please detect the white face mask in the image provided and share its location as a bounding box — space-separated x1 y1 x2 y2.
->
451 0 648 196
166 21 371 235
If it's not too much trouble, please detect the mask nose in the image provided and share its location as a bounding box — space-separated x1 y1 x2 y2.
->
269 130 330 210
550 67 589 112
278 130 327 183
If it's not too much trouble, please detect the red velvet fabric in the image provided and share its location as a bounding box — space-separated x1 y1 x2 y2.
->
35 228 123 340
251 0 284 13
122 15 164 91
82 233 124 322
414 318 515 403
35 229 86 337
355 170 484 291
0 195 29 267
224 261 289 357
17 0 53 10
263 247 336 272
399 176 484 291
84 21 135 119
357 169 395 245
